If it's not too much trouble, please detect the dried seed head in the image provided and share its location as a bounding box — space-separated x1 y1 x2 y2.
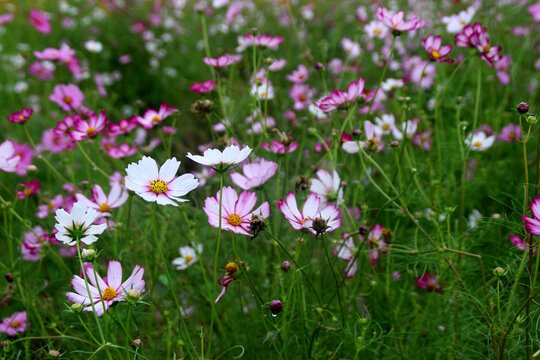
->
312 217 328 236
295 176 311 192
190 99 213 114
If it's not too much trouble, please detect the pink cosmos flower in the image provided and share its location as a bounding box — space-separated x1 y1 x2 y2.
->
413 129 433 151
203 186 270 236
203 55 236 68
415 272 442 292
268 58 286 71
392 118 419 140
66 261 145 317
230 158 278 190
287 64 309 83
0 311 27 336
125 156 199 206
361 224 388 265
40 128 75 153
0 13 14 25
137 103 178 129
290 84 315 111
522 195 540 236
528 2 540 23
11 141 34 176
499 124 520 143
314 77 366 112
50 84 84 112
277 192 342 235
106 117 138 136
237 33 284 51
403 56 436 89
333 234 358 278
0 140 21 173
342 120 384 154
341 38 361 59
261 139 299 154
376 6 425 33
75 183 128 217
364 20 388 39
7 108 34 124
28 61 55 80
22 226 55 261
34 47 75 62
422 34 454 63
106 142 137 159
37 194 64 219
70 110 109 141
509 234 538 254
455 22 502 66
495 55 512 85
29 8 51 34
193 166 215 187
190 80 217 93
310 169 343 205
15 180 41 199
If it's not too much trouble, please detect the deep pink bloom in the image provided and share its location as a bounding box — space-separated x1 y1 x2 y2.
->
333 234 358 278
105 142 137 159
70 110 109 141
34 47 75 62
277 192 342 235
522 195 540 235
29 8 51 34
189 80 217 93
41 128 75 153
0 311 27 336
455 22 502 66
422 34 454 63
360 224 388 265
376 6 425 33
415 272 442 292
203 186 270 236
36 194 64 219
50 84 84 112
137 103 178 129
261 139 299 154
287 64 309 83
499 124 521 143
230 158 278 190
75 182 128 217
495 55 512 85
290 84 315 111
15 180 41 199
7 108 34 124
509 234 538 254
203 55 236 68
66 261 145 317
22 226 54 261
314 77 366 112
106 117 138 136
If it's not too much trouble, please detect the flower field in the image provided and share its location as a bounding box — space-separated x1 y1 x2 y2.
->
0 0 539 358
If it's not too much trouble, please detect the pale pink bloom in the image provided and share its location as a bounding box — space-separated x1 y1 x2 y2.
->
528 2 540 23
314 77 366 112
11 141 34 176
0 311 27 335
105 142 137 159
230 158 278 190
356 6 367 22
499 123 521 143
261 140 299 154
511 26 530 36
509 234 537 254
376 6 425 33
245 112 276 134
94 73 107 97
328 58 343 75
75 183 128 217
277 192 342 235
203 186 270 236
310 169 343 205
422 34 454 63
0 13 14 25
190 80 217 93
137 103 178 129
37 194 64 219
106 117 138 136
40 128 75 153
290 84 315 111
374 114 396 135
163 126 177 135
403 56 436 89
70 110 109 141
66 261 145 317
455 22 502 66
342 120 384 153
203 55 236 68
34 47 75 62
22 226 55 261
125 156 198 206
522 195 540 236
416 272 442 292
236 33 283 51
28 61 55 80
364 20 388 39
193 166 215 187
29 8 51 34
287 64 309 83
495 55 512 85
341 38 361 59
268 58 286 71
392 118 419 140
412 129 433 151
361 224 388 265
250 81 275 100
333 234 358 278
50 84 84 112
441 7 475 33
465 131 495 151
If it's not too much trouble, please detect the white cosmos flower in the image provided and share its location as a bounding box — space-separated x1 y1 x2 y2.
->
310 169 344 205
125 156 199 206
465 131 495 151
54 202 107 246
187 145 252 171
172 244 202 270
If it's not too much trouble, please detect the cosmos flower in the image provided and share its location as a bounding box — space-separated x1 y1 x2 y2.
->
360 224 388 265
69 110 109 141
187 145 252 171
441 7 475 33
136 103 178 129
0 140 21 173
75 182 128 217
314 77 366 112
465 131 495 151
509 234 537 254
190 80 217 93
66 261 145 317
310 169 343 205
415 272 442 292
455 22 502 66
376 6 425 33
15 180 41 199
333 234 358 278
522 195 540 236
286 64 309 83
421 34 454 63
125 156 199 206
172 244 203 270
29 8 51 34
230 158 278 190
49 84 84 112
203 55 236 68
0 311 27 336
7 108 34 124
499 124 521 143
54 202 107 246
203 186 270 236
22 226 55 261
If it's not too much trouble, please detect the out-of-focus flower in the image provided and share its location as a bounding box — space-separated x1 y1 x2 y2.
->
495 55 512 85
137 103 178 129
15 180 41 199
333 234 358 278
314 77 366 112
190 80 217 93
509 234 537 254
49 84 84 112
422 34 454 63
230 158 278 190
361 224 388 265
342 120 384 153
7 108 34 124
522 195 540 236
0 140 21 173
172 244 202 270
287 64 309 83
203 55 236 68
0 311 27 335
499 124 521 143
415 272 442 292
70 110 109 141
29 8 51 34
376 6 425 33
364 20 388 39
455 22 502 66
54 202 107 246
75 183 128 217
441 7 475 33
465 131 495 151
187 145 251 171
341 38 361 59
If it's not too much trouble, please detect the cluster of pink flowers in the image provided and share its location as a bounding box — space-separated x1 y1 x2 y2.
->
455 22 502 66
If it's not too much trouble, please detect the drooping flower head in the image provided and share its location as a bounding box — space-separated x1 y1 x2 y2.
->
203 186 270 236
455 22 502 66
509 234 538 254
54 202 107 246
125 156 199 206
66 261 145 316
230 158 278 190
0 311 27 336
187 145 252 172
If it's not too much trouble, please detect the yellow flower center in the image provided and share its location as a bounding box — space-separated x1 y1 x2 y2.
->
482 45 491 54
300 218 309 225
19 115 24 120
11 321 20 327
99 203 110 212
226 262 238 274
63 96 72 104
509 133 515 139
102 286 117 301
86 127 97 136
184 255 194 263
151 116 161 123
430 50 441 59
473 141 483 148
228 213 242 226
374 28 381 35
382 124 390 131
149 180 168 194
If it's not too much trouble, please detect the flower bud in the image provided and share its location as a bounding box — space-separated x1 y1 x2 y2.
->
281 261 291 272
352 129 362 136
314 62 323 70
48 350 61 357
190 99 213 114
71 303 83 313
269 300 283 315
517 102 529 114
527 115 537 125
127 289 141 300
493 267 506 277
5 273 13 283
81 249 96 261
133 339 142 347
225 262 238 275
391 141 399 148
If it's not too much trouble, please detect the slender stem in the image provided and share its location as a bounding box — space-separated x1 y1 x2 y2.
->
77 142 109 179
23 123 68 182
367 36 396 116
321 236 345 328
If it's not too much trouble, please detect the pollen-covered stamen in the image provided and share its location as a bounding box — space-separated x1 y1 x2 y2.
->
149 180 168 194
102 286 117 301
430 50 441 59
11 321 20 328
227 213 242 226
63 96 72 104
482 45 491 54
99 203 110 212
86 127 97 136
19 115 24 121
473 141 483 148
300 218 309 225
374 28 382 35
184 255 194 263
151 116 161 123
382 123 390 131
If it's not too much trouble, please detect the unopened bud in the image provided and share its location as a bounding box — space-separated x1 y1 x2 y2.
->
190 99 213 114
127 289 141 300
391 141 399 148
352 129 362 136
48 350 61 357
517 102 529 114
81 249 96 261
269 300 283 315
527 115 537 125
281 261 291 272
493 267 506 277
133 339 142 347
314 62 323 70
358 226 367 236
5 273 13 283
225 262 238 275
71 303 83 313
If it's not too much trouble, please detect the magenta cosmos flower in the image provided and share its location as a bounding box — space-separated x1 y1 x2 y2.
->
50 84 84 112
277 192 342 235
69 110 109 141
203 55 236 68
499 124 521 143
333 234 358 278
522 195 540 235
66 261 145 317
415 272 442 292
230 158 278 190
75 182 128 217
314 77 366 112
203 186 270 236
509 234 538 254
136 103 178 129
125 156 199 206
0 311 27 336
455 22 502 66
361 224 388 265
376 6 425 33
261 139 299 154
7 108 34 124
15 179 41 199
29 8 51 34
190 80 217 93
421 34 454 63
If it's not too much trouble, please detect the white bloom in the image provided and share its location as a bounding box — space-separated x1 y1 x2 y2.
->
381 78 404 92
341 38 361 59
54 202 107 246
441 7 475 34
374 114 396 135
84 40 103 53
468 209 482 229
310 169 344 205
172 244 202 270
465 131 495 151
250 82 274 100
187 145 252 170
